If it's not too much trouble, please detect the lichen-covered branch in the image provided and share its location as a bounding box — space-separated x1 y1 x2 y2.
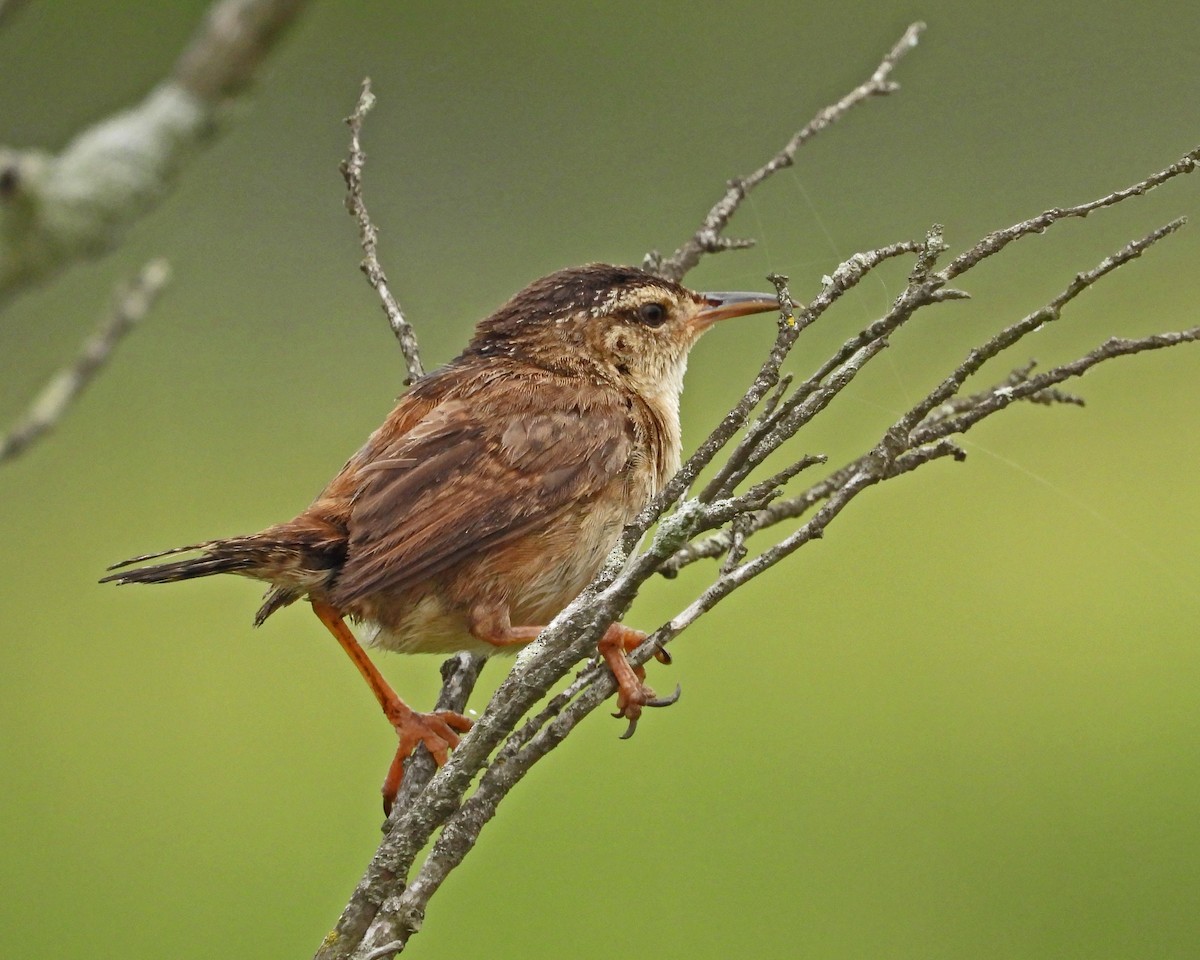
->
0 0 308 304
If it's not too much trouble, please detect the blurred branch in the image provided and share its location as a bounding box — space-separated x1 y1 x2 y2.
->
340 78 424 384
313 27 1199 960
0 0 30 31
173 0 307 102
0 0 309 306
0 259 171 465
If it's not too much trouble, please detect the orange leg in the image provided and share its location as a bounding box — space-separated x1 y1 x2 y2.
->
311 600 472 814
469 605 679 739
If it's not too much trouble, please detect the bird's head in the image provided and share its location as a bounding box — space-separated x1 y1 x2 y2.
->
466 263 779 399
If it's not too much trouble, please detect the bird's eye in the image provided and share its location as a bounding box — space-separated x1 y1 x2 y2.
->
637 302 668 326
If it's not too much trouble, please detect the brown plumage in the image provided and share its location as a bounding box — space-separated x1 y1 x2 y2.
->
103 263 778 812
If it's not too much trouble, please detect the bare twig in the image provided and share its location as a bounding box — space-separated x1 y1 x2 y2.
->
647 21 925 282
912 326 1200 447
661 216 1194 577
696 233 939 504
0 0 308 304
0 259 171 465
905 217 1190 434
340 79 424 384
311 26 931 959
940 151 1199 284
384 187 1200 956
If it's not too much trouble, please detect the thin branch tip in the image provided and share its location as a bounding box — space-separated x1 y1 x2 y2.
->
348 77 376 125
652 22 926 281
340 82 424 383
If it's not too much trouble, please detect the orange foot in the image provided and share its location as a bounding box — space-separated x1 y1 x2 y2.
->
381 706 473 815
598 624 681 740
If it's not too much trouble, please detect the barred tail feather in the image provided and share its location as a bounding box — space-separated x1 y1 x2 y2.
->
100 538 263 585
102 522 346 629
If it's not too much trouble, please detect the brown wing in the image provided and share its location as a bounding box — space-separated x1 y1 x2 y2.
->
329 381 632 608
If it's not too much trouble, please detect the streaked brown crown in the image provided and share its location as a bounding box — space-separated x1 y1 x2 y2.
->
471 264 692 345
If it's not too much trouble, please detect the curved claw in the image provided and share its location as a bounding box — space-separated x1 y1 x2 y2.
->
613 684 681 739
653 644 673 666
645 683 682 709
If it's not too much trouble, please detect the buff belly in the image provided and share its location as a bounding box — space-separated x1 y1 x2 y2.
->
353 499 632 657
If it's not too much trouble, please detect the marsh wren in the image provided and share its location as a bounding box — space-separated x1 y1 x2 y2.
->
104 263 778 812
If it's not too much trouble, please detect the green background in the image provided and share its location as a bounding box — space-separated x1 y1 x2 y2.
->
2 2 1198 958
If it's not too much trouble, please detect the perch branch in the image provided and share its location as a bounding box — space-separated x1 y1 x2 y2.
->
313 25 935 959
314 40 1198 960
403 190 1200 920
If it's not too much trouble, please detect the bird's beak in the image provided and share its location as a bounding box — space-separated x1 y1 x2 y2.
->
690 291 780 334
